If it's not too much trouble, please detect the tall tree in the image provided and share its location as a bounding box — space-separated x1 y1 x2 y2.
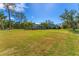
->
14 12 26 23
0 11 6 29
75 13 79 29
3 3 15 29
60 9 77 31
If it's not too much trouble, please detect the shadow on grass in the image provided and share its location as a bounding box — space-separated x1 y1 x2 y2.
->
69 29 79 34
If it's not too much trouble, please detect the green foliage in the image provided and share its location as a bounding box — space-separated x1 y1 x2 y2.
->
60 9 78 30
0 11 7 29
21 21 34 29
40 20 56 29
13 12 27 23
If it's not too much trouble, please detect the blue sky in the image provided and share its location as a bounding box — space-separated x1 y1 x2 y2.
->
0 3 78 24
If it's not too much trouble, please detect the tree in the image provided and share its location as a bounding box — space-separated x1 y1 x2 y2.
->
75 13 79 29
41 22 48 29
0 11 6 29
16 12 26 23
3 3 16 30
40 20 55 29
60 9 77 31
46 20 55 29
23 21 34 29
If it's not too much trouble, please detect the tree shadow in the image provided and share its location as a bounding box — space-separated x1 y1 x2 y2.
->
69 29 79 34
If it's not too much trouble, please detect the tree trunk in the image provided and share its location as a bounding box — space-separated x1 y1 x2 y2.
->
1 20 4 30
0 19 4 30
7 7 12 30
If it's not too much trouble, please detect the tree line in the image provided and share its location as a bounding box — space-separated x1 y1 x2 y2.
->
0 19 60 30
0 3 79 31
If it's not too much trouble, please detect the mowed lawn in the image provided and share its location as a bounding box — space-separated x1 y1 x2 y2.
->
0 29 79 56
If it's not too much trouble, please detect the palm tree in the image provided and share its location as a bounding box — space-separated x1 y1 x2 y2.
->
3 3 15 30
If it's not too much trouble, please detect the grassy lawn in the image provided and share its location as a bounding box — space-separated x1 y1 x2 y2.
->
0 29 79 56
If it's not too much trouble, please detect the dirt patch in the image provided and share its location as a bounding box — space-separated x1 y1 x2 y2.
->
0 47 18 55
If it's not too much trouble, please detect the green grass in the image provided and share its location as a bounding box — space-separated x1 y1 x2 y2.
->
0 29 79 56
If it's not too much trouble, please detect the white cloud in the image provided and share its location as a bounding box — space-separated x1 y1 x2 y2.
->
6 17 15 21
36 22 40 24
31 16 34 19
15 3 29 12
0 3 29 12
0 3 15 10
11 17 15 20
9 6 14 10
0 3 5 10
